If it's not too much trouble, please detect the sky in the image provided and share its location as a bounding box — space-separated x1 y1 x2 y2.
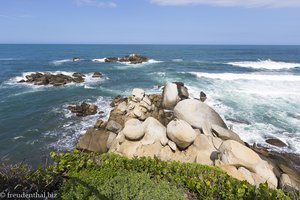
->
0 0 300 44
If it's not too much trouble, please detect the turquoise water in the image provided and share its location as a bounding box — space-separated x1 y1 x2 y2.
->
1 44 300 166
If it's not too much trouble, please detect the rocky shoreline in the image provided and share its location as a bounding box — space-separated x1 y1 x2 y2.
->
75 82 300 192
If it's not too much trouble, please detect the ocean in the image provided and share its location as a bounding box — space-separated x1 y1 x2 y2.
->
0 44 300 166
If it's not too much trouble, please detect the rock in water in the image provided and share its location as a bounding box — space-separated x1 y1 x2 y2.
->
73 57 80 62
266 138 287 147
123 119 145 140
104 57 119 62
92 72 103 78
67 102 98 116
166 119 196 149
19 72 88 86
162 82 179 109
105 54 148 64
174 99 227 130
119 54 148 64
72 72 85 77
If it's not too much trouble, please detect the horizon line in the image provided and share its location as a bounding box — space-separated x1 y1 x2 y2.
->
0 43 300 46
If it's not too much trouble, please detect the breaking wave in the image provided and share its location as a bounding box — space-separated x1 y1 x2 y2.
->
190 72 300 82
227 59 300 70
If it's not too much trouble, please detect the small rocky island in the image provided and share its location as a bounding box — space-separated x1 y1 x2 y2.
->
18 72 103 86
67 102 98 117
76 82 300 192
104 54 148 64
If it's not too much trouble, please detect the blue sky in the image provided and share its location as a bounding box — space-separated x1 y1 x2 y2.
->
0 0 300 44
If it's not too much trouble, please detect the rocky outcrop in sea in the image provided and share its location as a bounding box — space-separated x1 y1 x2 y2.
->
67 102 98 117
75 82 300 192
104 54 148 64
18 72 103 86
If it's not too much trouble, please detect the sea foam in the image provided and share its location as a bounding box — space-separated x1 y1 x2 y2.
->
184 80 300 154
92 58 106 62
227 59 300 70
46 96 112 151
0 58 16 61
51 59 73 66
190 72 300 82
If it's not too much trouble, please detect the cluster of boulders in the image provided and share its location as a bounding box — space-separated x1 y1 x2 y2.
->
76 82 300 192
67 102 98 117
18 72 103 86
104 54 148 64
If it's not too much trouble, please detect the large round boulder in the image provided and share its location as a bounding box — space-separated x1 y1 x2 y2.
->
162 83 179 109
166 119 196 149
174 99 227 129
123 119 145 140
142 117 168 146
219 140 262 172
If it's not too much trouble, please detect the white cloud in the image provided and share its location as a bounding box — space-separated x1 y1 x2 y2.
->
76 0 117 8
150 0 300 8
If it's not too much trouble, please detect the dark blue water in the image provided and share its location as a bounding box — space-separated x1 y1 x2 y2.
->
1 44 300 166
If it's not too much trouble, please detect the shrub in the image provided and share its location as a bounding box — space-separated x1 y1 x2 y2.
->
51 151 295 200
0 161 61 196
60 169 185 200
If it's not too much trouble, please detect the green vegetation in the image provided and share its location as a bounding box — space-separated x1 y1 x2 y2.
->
50 150 294 200
1 150 298 199
128 95 133 101
61 170 184 200
0 161 61 195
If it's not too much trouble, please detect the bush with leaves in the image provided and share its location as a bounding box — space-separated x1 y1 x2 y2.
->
0 161 62 196
60 169 185 200
50 150 296 200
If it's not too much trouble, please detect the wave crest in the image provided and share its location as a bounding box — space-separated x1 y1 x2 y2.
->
190 72 300 81
92 58 106 63
227 59 300 70
51 59 73 66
